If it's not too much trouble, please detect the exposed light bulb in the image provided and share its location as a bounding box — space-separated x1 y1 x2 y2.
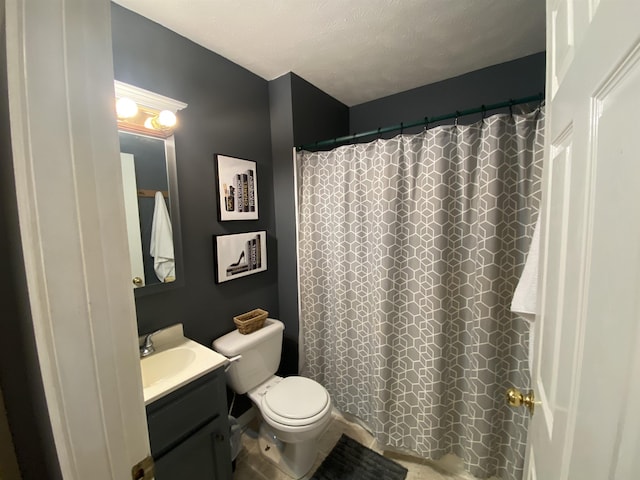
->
157 110 177 128
116 97 138 118
146 110 177 130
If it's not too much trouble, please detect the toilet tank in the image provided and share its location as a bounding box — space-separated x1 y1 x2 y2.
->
212 318 284 394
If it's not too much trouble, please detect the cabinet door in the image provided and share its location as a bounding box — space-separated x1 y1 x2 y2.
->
154 415 232 480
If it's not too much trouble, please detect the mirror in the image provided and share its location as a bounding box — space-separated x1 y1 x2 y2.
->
115 81 186 294
119 131 182 291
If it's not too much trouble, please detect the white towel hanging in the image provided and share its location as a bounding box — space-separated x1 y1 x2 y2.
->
512 217 540 374
150 191 175 282
511 217 541 317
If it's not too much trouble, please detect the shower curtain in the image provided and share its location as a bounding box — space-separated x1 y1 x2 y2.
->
296 109 544 480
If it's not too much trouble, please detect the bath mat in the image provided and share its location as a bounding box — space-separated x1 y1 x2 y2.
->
311 434 408 480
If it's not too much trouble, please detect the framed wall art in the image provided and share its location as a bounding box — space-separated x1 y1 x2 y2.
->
215 154 258 221
214 231 267 283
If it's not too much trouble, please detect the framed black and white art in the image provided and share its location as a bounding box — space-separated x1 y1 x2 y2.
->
215 154 258 221
214 231 267 283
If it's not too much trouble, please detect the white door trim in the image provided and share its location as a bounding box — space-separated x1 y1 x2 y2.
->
5 0 150 478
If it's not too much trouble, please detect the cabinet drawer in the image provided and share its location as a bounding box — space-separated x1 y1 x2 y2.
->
147 368 227 457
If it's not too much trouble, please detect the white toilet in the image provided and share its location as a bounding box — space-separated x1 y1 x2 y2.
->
213 318 332 479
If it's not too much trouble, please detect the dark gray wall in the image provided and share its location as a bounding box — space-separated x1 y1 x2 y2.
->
0 7 62 478
291 74 351 147
268 74 296 375
350 52 546 137
269 73 349 374
111 4 278 346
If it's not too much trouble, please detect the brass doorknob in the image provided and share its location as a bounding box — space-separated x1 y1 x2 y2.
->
506 387 536 416
132 276 143 286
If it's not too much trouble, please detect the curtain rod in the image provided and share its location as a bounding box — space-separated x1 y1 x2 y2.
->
297 92 544 151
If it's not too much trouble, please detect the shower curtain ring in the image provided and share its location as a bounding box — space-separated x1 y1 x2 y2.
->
509 99 515 118
534 93 544 120
535 92 544 120
400 122 404 134
424 117 429 131
377 127 382 139
455 111 460 127
481 105 487 124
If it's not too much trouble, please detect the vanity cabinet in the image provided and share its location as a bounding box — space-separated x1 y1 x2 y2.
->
146 366 232 480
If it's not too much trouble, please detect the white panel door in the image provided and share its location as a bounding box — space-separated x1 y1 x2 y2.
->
526 1 640 478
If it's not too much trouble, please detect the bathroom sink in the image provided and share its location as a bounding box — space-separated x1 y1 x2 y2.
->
139 324 228 405
141 347 197 389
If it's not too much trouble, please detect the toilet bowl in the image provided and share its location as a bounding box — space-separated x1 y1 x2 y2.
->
249 376 332 441
213 319 332 479
248 375 332 477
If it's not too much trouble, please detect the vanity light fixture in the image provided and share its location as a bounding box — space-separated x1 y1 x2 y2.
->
114 81 187 139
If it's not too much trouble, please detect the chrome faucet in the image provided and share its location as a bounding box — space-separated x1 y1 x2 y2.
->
139 330 162 358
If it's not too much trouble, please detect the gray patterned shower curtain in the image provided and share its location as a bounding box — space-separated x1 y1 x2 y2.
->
296 109 544 480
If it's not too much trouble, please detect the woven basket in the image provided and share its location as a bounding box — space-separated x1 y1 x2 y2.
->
233 308 268 335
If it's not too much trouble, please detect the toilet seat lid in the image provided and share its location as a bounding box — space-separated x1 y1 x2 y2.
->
262 377 329 422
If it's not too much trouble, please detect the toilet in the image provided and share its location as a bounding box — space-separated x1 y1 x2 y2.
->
213 318 332 479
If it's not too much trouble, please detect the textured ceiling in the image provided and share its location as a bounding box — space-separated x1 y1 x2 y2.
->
112 0 545 106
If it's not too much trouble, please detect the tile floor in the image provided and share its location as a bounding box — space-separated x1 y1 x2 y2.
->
232 410 486 480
